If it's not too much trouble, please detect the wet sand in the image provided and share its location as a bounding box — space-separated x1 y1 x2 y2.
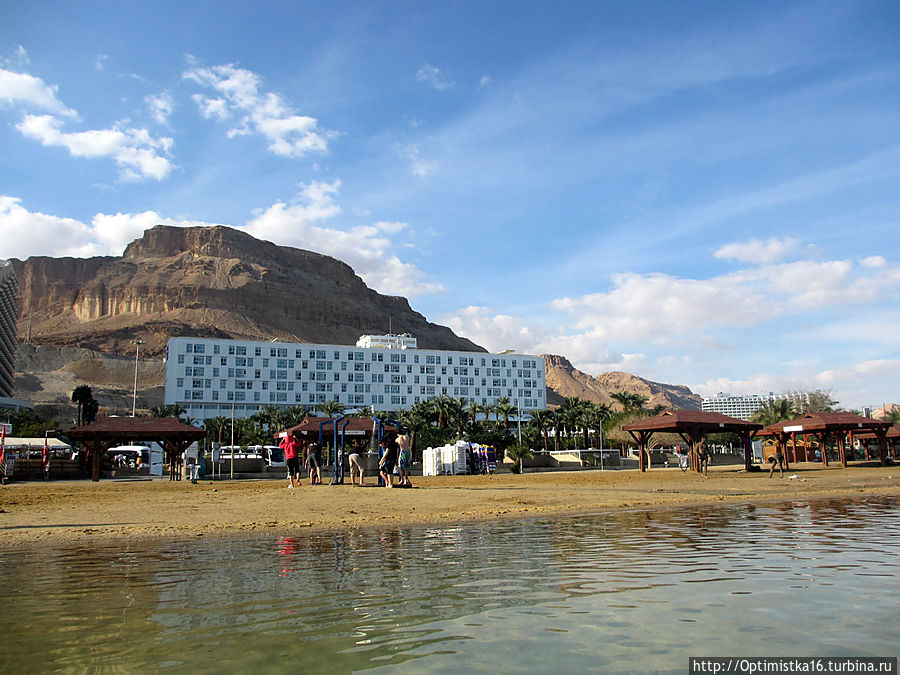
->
1 463 898 548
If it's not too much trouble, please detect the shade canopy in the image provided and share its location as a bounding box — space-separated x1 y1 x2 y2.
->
622 410 761 472
66 416 206 481
759 412 892 467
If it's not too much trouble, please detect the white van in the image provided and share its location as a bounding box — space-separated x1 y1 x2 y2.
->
247 445 286 470
216 446 266 472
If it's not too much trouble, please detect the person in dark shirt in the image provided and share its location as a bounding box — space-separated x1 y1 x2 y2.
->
379 437 398 488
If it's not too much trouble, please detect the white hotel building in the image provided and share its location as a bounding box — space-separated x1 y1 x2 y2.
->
701 392 775 420
164 334 546 422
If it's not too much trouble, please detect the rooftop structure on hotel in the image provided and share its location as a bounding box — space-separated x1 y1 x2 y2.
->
164 334 546 422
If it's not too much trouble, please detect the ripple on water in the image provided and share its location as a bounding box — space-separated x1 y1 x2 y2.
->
0 495 898 672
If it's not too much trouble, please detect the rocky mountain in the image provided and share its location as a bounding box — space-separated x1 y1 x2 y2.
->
9 224 700 418
11 225 482 359
543 354 701 411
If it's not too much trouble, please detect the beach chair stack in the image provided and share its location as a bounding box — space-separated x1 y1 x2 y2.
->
442 441 468 474
423 447 442 476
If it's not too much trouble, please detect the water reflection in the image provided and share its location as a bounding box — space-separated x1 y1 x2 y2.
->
0 496 898 672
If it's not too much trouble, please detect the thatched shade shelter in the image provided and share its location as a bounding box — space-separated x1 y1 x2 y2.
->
66 416 206 481
854 424 900 461
623 410 761 472
760 413 893 468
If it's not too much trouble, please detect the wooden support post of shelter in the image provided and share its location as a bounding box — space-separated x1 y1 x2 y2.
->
66 416 206 482
625 429 653 472
760 413 892 470
623 411 762 475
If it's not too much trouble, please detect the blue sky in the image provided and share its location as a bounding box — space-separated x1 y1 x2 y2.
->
2 1 899 409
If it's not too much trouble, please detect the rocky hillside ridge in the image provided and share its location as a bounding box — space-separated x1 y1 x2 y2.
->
14 343 165 421
543 354 701 410
11 224 483 359
10 224 701 419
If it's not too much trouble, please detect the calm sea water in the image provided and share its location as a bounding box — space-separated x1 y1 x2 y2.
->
1 497 898 673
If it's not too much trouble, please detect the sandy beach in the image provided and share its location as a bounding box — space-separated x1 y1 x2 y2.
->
1 463 898 548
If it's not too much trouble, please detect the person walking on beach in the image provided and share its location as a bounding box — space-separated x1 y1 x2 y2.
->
305 441 321 485
280 433 302 489
396 433 412 487
697 442 710 476
769 447 785 478
379 437 398 488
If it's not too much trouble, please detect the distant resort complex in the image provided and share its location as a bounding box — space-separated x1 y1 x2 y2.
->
164 333 546 421
701 392 775 419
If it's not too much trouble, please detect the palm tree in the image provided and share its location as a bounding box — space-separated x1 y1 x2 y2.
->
528 409 554 452
884 407 900 425
397 406 429 459
558 397 588 449
453 398 471 437
150 403 187 420
253 405 281 431
432 395 456 429
466 400 483 425
611 391 648 412
71 385 96 426
482 402 496 427
611 391 631 412
204 416 230 445
318 400 346 418
494 396 517 433
411 400 435 426
751 399 796 426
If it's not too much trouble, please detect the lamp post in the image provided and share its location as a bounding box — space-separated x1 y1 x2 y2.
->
516 387 522 446
131 339 144 417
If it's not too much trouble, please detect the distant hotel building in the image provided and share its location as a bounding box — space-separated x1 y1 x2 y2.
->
164 334 546 421
0 261 19 399
701 392 775 420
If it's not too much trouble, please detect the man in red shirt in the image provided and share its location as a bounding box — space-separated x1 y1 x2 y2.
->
279 433 302 489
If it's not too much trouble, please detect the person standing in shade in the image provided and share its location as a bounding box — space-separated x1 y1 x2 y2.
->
280 433 302 489
379 437 398 488
396 433 412 487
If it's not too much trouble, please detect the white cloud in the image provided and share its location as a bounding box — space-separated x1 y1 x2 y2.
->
16 114 174 181
416 63 454 90
243 180 441 297
404 144 437 177
478 74 491 88
714 237 798 263
0 196 233 258
94 54 109 72
816 359 900 388
0 68 77 117
4 178 441 298
145 92 174 125
0 196 102 258
91 211 230 255
183 61 335 158
861 255 886 268
693 358 900 408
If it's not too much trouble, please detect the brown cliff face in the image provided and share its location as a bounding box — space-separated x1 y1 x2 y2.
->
543 354 700 410
11 225 484 358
